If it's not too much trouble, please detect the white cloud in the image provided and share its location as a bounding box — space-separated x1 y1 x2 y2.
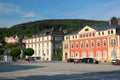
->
23 11 36 18
0 3 21 14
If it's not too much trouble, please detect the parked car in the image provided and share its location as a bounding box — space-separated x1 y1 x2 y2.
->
29 57 40 61
111 59 120 65
24 56 29 62
82 58 99 64
67 58 74 63
74 59 82 64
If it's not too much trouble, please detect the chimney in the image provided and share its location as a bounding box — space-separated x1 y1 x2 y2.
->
109 17 118 25
109 20 112 25
118 18 120 25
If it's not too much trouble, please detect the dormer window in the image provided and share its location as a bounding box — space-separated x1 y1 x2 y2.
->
98 32 100 36
85 28 89 31
111 30 113 34
108 31 110 34
102 32 104 35
75 35 77 39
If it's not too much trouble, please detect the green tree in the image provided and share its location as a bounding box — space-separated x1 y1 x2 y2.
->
5 43 18 49
0 48 4 55
53 48 62 61
23 48 34 56
10 48 21 61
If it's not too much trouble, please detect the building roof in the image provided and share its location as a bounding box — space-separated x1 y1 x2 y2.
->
65 23 120 36
66 27 83 36
24 28 65 39
91 23 120 31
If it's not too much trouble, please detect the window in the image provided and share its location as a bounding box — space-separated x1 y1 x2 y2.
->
80 35 82 38
75 53 79 58
64 44 68 49
89 51 94 58
73 36 74 39
66 36 69 40
82 51 86 58
111 38 116 46
103 39 106 46
89 34 91 37
91 40 94 48
83 34 85 37
97 40 100 47
42 50 44 55
108 31 110 34
76 42 78 48
42 37 44 41
96 51 102 58
71 53 74 58
85 28 89 31
111 30 113 34
86 34 88 37
47 49 49 55
98 32 100 36
47 42 49 47
47 36 49 40
86 41 89 48
111 51 116 58
42 43 44 47
39 50 40 55
76 53 78 56
92 33 95 36
71 43 74 48
75 35 77 39
80 41 84 48
103 50 107 58
65 37 67 40
102 32 104 35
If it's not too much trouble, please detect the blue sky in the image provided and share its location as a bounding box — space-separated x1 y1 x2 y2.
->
0 0 120 28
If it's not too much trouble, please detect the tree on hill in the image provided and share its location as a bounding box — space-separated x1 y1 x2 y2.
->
0 19 107 42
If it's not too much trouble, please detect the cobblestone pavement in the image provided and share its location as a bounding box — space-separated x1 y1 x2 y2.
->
0 62 120 80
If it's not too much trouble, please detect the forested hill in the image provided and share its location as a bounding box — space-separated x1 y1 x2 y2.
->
0 19 107 42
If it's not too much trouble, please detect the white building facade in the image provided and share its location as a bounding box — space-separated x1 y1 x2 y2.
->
23 28 65 61
23 35 53 61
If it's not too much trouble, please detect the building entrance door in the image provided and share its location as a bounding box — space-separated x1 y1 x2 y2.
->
65 53 68 61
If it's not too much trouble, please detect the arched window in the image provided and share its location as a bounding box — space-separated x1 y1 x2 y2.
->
103 39 106 46
96 51 102 58
91 40 94 48
89 51 94 58
111 38 116 46
76 42 78 48
71 52 74 58
75 52 79 58
71 42 74 48
97 40 100 47
80 41 84 48
103 50 107 58
111 51 116 58
86 40 89 48
82 51 86 58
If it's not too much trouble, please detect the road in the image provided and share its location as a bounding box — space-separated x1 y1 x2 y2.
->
0 62 120 80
